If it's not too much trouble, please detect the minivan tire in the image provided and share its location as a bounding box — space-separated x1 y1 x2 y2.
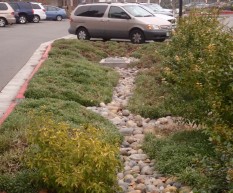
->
130 29 145 44
33 15 40 23
0 18 6 27
77 28 90 40
56 15 62 21
19 15 27 24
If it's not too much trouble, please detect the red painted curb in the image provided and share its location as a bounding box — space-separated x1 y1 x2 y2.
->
0 44 52 126
0 102 17 125
220 11 233 15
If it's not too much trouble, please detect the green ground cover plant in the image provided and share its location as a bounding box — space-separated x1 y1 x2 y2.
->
143 130 227 192
25 39 139 106
127 65 170 118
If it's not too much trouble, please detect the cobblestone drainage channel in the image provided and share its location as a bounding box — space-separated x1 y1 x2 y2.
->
100 57 139 68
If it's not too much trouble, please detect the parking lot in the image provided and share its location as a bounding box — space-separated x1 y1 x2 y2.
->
0 20 70 91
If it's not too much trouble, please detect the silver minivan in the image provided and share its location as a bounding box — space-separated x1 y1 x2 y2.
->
0 2 16 27
68 3 172 43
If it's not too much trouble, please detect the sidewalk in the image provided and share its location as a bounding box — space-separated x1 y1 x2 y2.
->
0 35 75 125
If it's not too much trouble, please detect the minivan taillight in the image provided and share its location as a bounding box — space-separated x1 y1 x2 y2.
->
43 9 45 12
11 12 14 16
32 9 34 14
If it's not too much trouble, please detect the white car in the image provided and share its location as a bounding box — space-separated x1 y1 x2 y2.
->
141 3 173 16
139 4 176 28
30 2 46 23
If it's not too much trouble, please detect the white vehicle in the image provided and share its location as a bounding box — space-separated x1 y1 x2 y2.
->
141 3 173 16
30 2 46 23
139 4 176 28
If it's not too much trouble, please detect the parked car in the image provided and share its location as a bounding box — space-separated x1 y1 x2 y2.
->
9 1 34 24
30 2 46 23
43 5 67 21
68 3 172 44
140 3 173 16
139 4 176 28
184 2 209 11
0 2 16 27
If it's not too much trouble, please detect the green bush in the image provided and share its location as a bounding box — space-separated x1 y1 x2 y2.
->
24 115 121 193
161 11 233 183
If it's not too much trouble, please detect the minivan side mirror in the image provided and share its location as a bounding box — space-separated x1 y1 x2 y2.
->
120 12 130 19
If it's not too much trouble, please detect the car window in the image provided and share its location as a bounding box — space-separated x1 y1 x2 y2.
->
108 6 129 19
74 5 89 16
47 6 57 11
21 2 33 9
123 5 153 17
75 5 107 17
9 3 19 10
31 4 41 9
0 3 8 10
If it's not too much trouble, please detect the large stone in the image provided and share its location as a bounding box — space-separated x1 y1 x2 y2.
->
119 128 134 136
163 186 178 193
179 186 192 193
127 120 137 127
124 174 135 183
141 165 154 175
135 183 146 191
111 117 122 125
122 109 130 116
157 117 169 125
99 102 106 107
129 154 148 161
128 191 142 193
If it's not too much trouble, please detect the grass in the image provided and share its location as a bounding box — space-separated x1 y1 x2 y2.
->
143 130 229 192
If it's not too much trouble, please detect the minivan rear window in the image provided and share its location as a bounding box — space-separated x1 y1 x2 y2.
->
75 5 107 17
9 3 19 10
0 3 8 10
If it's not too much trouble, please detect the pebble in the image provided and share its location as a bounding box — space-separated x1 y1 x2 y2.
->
87 67 191 193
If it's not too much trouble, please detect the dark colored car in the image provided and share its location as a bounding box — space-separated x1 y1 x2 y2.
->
43 5 67 21
9 2 34 24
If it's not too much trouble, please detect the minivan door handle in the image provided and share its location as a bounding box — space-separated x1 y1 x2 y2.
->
101 19 109 22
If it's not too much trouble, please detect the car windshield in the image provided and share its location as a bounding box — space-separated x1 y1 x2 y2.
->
145 4 164 11
123 5 153 17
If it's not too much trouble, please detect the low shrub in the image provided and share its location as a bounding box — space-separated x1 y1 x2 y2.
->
24 115 121 193
161 10 233 183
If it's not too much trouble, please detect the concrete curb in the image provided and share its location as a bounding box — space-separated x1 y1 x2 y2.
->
0 42 52 125
0 35 76 126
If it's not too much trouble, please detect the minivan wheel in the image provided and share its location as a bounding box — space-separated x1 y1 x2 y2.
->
0 18 6 27
56 15 62 21
130 29 145 44
33 15 40 23
19 15 27 24
77 28 90 40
